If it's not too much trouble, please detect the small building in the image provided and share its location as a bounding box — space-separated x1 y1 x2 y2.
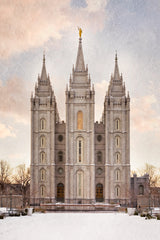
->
130 174 150 208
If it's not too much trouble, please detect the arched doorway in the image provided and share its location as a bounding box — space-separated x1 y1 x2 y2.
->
96 183 103 202
57 183 64 202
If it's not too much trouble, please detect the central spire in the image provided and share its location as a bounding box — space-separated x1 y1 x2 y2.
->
75 29 85 72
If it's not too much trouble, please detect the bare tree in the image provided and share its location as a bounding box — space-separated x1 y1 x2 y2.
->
138 163 160 187
0 160 12 194
13 164 30 206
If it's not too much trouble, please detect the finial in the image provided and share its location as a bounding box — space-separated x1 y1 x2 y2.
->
43 50 45 63
78 27 82 38
115 50 118 61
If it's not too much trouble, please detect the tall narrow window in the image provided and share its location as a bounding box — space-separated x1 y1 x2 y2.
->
77 171 83 198
40 185 45 197
139 185 144 195
40 169 46 181
115 169 120 181
40 152 46 163
97 151 102 163
115 136 120 148
96 184 103 202
115 186 120 198
40 136 46 148
77 111 83 130
40 118 46 130
115 152 120 164
58 151 63 162
115 119 120 130
57 183 64 202
77 137 84 163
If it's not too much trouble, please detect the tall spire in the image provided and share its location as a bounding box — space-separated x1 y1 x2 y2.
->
113 52 120 80
75 29 85 72
41 52 47 81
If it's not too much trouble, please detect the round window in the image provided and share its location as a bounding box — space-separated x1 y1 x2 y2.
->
58 135 63 142
97 135 102 142
58 168 63 175
97 168 103 175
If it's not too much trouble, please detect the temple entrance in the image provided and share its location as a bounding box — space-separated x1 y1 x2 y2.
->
57 183 64 202
96 183 103 202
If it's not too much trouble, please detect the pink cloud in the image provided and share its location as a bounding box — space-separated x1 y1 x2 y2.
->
0 0 108 58
0 77 30 123
131 95 160 132
0 122 15 138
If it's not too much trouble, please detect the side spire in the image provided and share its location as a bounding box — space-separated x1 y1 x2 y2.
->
75 28 85 72
113 52 120 80
41 52 47 81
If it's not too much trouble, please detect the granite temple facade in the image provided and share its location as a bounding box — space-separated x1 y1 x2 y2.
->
30 34 131 206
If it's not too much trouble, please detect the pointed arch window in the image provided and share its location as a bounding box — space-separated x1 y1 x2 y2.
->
77 171 83 198
40 185 45 198
115 136 120 148
115 186 120 198
77 137 84 163
40 118 46 130
40 168 46 181
115 119 120 130
115 169 121 181
77 111 83 130
40 136 46 148
40 152 46 163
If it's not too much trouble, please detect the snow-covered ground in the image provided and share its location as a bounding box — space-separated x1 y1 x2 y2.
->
0 212 160 240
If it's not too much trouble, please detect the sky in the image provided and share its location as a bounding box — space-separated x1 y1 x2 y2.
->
0 0 160 172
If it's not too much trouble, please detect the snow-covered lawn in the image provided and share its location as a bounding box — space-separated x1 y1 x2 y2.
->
0 212 160 240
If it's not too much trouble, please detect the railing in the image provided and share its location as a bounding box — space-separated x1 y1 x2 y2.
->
29 198 131 207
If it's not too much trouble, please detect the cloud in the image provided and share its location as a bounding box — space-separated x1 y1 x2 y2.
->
0 0 71 58
86 0 108 12
0 0 109 58
0 123 16 138
0 77 30 123
131 95 160 132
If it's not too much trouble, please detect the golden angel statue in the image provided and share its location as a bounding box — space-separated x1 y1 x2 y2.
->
78 27 82 38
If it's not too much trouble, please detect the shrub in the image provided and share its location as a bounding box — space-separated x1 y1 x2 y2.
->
140 213 146 217
146 213 152 219
21 212 27 216
15 213 20 217
0 215 4 219
25 209 28 214
134 210 138 215
157 215 160 220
